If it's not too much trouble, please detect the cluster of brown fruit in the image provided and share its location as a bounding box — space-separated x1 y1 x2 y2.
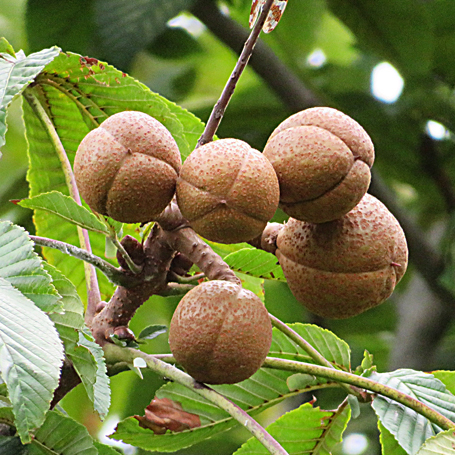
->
74 107 408 384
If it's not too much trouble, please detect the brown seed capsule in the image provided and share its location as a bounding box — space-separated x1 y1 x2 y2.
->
276 193 408 318
169 280 272 384
74 111 181 223
176 138 280 244
263 107 374 223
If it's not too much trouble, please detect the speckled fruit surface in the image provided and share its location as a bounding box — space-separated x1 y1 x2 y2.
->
264 107 374 223
276 193 408 318
176 138 279 244
74 111 181 223
169 280 272 384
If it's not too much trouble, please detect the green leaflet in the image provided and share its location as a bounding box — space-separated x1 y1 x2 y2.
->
45 263 111 419
0 44 60 150
432 370 455 395
270 323 351 370
224 248 286 281
378 421 409 455
0 220 61 313
19 191 109 235
0 277 64 443
416 429 455 455
28 410 98 455
371 369 455 455
234 401 351 454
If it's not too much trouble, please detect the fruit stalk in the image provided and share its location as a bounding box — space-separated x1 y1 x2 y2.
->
156 200 241 284
90 224 176 345
197 0 276 146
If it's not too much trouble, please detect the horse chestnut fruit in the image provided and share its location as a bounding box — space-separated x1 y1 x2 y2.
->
74 111 181 223
276 193 408 318
169 280 272 384
263 107 374 223
176 138 279 244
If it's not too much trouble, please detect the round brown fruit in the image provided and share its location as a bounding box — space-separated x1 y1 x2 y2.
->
169 280 272 384
263 107 374 223
74 111 181 223
176 138 280 244
276 193 408 319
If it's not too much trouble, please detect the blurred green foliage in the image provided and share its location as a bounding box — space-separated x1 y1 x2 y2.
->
3 0 455 454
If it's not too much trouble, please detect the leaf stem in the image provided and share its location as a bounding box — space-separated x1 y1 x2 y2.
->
23 87 101 322
111 235 143 275
268 314 363 398
30 235 138 287
197 0 276 146
104 344 289 455
263 357 455 431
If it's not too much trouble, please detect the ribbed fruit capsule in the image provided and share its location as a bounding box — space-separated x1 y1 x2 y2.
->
169 280 272 384
74 111 181 223
176 138 280 244
276 193 408 318
263 107 374 223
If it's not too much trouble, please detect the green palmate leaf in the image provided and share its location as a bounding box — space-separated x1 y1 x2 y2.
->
370 369 455 455
0 277 64 443
378 421 409 455
234 401 350 455
416 429 455 455
44 264 110 419
270 323 351 370
77 327 111 419
0 46 60 150
28 410 98 455
19 191 109 235
94 0 197 69
112 324 346 452
0 220 61 313
223 248 286 281
23 51 204 300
